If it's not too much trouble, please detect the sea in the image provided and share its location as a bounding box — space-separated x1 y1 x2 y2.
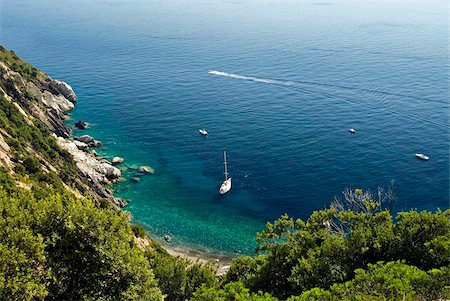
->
2 0 448 256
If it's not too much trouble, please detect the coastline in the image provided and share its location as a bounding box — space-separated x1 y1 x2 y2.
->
63 123 237 272
161 242 233 274
61 96 236 273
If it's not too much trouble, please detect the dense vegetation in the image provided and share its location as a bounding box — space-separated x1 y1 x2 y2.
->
221 198 449 300
0 46 448 300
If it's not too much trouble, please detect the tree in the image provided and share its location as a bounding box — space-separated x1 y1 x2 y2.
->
0 172 164 301
191 282 278 301
223 189 450 299
289 261 450 301
147 251 217 301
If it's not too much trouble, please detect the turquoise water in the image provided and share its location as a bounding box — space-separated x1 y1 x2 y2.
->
2 0 448 255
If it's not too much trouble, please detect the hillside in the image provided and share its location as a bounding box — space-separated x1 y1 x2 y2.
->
0 46 448 301
0 46 219 301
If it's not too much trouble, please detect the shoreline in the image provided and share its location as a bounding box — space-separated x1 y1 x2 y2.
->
64 117 237 273
161 242 234 274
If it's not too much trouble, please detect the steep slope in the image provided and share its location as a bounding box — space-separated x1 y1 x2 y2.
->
0 46 123 207
0 46 218 301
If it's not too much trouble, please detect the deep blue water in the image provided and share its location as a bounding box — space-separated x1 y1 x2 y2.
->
2 0 448 255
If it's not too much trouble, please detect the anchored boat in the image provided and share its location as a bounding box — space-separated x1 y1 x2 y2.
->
415 153 429 161
219 151 232 194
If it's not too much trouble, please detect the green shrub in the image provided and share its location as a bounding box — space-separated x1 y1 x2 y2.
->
132 224 147 238
22 156 40 174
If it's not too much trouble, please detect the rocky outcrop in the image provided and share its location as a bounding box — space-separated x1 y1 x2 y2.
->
0 130 12 168
56 136 121 183
49 79 77 103
76 135 94 144
73 140 88 150
112 157 124 165
41 90 74 112
0 47 124 208
75 120 88 129
75 135 101 147
0 60 76 138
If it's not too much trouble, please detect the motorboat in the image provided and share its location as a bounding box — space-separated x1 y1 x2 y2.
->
415 153 429 161
219 151 232 194
349 128 356 134
199 129 208 136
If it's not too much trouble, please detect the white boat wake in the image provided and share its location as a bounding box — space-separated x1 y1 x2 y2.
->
208 70 294 87
208 69 446 128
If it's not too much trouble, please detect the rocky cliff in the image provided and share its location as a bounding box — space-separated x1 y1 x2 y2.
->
0 46 124 207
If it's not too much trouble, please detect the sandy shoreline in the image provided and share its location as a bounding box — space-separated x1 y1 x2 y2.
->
159 242 235 275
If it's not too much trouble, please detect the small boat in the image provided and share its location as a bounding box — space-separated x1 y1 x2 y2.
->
199 129 208 136
349 128 356 134
164 235 172 242
219 151 232 195
415 153 429 161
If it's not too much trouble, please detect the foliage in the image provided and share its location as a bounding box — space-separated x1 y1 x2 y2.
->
191 282 278 301
0 169 163 300
0 47 43 80
0 96 78 187
132 224 147 238
145 250 217 301
289 261 450 301
223 190 450 300
0 45 448 301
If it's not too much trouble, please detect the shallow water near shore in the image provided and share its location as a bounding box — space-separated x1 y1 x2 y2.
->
2 0 448 255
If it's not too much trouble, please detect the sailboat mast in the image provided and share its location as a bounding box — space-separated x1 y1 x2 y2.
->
223 151 228 181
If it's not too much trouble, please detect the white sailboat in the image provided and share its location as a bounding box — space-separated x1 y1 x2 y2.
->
219 151 232 194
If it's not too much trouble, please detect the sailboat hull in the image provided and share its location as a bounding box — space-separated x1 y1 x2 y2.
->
219 178 232 194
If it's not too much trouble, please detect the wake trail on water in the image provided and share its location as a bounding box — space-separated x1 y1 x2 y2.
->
208 70 447 128
208 70 295 86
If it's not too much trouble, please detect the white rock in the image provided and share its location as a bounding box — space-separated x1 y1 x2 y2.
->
73 140 88 150
50 79 77 103
112 157 124 165
76 135 94 144
41 90 74 112
56 137 121 182
99 163 121 179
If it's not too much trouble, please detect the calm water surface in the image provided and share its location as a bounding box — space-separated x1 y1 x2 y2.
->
2 0 448 255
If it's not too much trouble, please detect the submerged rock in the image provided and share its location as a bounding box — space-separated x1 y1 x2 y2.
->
75 120 88 129
131 177 141 183
139 166 155 174
112 157 124 165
